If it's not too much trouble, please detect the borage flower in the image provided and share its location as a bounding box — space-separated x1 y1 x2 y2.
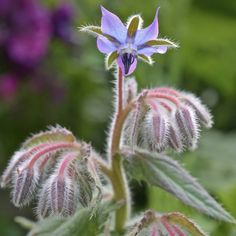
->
81 6 178 76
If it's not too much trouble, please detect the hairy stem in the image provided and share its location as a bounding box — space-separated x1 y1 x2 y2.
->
109 67 133 233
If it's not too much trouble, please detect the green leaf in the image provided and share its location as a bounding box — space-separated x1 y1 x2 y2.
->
122 148 236 223
27 201 117 236
22 125 76 149
27 217 66 236
51 201 117 236
127 15 141 37
15 216 35 230
105 51 118 69
146 39 178 48
162 212 207 236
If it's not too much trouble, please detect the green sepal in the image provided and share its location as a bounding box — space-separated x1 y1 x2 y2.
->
146 39 178 48
127 15 142 37
138 54 154 65
105 51 118 69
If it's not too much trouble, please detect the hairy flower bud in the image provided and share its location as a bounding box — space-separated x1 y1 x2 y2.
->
175 106 199 150
12 161 40 207
168 123 184 153
148 110 169 152
74 161 96 207
1 126 103 218
1 150 26 188
122 87 213 153
37 152 79 217
181 93 213 128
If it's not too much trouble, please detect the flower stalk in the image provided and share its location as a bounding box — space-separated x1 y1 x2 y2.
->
109 67 131 233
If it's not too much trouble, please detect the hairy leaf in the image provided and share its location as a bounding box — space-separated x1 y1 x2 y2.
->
122 148 236 223
27 217 65 236
27 201 117 236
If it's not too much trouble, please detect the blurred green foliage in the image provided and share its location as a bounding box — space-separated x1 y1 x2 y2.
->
0 0 236 235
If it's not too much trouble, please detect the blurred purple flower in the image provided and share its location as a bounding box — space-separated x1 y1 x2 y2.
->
0 73 18 101
0 0 12 17
51 3 74 42
81 6 178 76
5 0 51 68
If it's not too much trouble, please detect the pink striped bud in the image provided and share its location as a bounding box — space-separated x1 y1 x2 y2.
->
37 152 79 218
144 110 169 153
168 124 184 153
74 161 96 207
1 150 26 188
12 161 40 207
0 126 100 218
123 99 148 148
181 93 213 129
175 106 199 150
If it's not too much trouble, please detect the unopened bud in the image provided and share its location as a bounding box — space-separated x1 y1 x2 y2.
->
144 110 169 153
181 93 213 129
1 150 26 188
175 106 199 150
168 123 184 153
50 175 78 217
124 101 148 147
75 163 96 207
12 162 39 207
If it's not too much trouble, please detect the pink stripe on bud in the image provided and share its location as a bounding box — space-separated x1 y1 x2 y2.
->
161 219 176 236
147 91 180 107
172 225 186 236
150 224 159 236
155 87 180 97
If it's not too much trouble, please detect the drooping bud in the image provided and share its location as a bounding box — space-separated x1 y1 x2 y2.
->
127 211 205 236
36 183 50 218
1 150 26 188
175 106 199 150
37 152 79 217
181 93 213 129
12 161 40 207
74 161 96 207
168 123 184 153
123 99 148 148
143 109 169 153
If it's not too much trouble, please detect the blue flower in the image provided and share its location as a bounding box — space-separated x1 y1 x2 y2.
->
81 6 178 76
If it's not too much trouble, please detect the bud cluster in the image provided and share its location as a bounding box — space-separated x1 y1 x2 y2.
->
0 126 100 218
128 210 205 236
123 87 213 153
